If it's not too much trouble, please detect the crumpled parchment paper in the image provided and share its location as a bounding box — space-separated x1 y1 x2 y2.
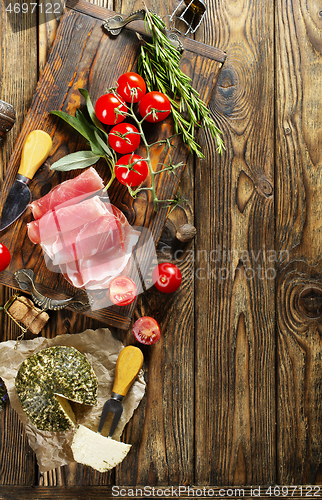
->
0 328 145 472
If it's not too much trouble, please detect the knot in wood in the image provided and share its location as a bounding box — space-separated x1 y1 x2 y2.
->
256 177 273 198
298 286 322 319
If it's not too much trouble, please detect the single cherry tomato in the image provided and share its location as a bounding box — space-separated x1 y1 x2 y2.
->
152 262 182 293
108 123 141 154
0 243 11 272
139 91 171 123
117 72 147 103
115 154 148 187
109 276 137 306
133 316 161 345
95 93 127 125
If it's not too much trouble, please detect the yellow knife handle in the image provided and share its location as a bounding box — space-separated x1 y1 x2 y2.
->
112 346 144 397
17 130 52 179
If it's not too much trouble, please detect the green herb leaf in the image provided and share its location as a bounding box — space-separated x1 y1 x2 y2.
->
79 88 108 136
51 110 92 142
50 151 102 171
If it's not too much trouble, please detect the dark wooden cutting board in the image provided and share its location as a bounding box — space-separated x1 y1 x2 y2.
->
0 0 225 329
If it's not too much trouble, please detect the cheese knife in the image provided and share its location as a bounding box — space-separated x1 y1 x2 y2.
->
97 345 143 437
0 130 52 231
71 345 144 472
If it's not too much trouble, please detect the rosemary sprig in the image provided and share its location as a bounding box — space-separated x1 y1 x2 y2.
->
138 8 225 157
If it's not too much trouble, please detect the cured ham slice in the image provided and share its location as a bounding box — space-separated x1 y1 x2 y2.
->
27 168 142 300
29 167 104 219
60 225 140 290
41 206 128 265
27 196 107 244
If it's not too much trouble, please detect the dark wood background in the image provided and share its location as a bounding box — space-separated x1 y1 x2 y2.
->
1 0 322 496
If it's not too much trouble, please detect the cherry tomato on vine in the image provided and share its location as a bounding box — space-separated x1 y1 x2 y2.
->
0 243 11 272
95 93 127 125
152 262 182 293
139 91 171 123
109 276 137 306
109 123 141 154
117 72 147 103
133 316 161 345
115 154 148 187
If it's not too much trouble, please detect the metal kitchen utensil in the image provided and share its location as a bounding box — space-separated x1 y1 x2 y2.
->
0 130 52 231
168 0 207 35
98 346 144 437
103 10 183 52
14 269 92 311
0 100 15 144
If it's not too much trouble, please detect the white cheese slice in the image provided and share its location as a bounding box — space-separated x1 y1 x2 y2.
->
71 424 131 472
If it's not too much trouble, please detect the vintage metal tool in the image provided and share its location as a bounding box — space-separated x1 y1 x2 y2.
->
98 345 144 437
0 100 15 144
0 130 52 231
14 269 92 312
168 0 207 35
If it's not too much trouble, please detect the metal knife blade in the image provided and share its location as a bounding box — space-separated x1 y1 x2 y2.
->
0 175 31 231
0 130 52 232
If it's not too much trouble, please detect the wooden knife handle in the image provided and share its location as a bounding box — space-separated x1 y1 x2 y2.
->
112 346 144 397
18 130 52 179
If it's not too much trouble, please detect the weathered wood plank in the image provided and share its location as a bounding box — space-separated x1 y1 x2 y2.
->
275 0 322 484
0 0 39 486
114 0 196 486
1 484 321 499
194 0 276 485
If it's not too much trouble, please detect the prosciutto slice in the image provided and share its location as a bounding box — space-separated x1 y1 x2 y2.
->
41 206 128 265
27 168 141 298
27 196 107 244
29 167 104 219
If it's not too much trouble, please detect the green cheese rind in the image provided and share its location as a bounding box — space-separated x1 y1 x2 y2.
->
15 346 98 432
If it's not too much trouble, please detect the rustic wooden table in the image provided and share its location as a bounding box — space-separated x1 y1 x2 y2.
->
1 0 322 498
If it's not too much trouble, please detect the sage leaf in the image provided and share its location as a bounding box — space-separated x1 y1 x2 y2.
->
93 129 114 159
79 88 109 139
51 110 91 142
50 151 102 171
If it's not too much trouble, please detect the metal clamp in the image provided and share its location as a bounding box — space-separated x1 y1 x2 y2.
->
103 10 184 53
14 269 92 312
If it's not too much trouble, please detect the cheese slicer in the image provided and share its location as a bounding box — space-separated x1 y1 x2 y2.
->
97 345 143 437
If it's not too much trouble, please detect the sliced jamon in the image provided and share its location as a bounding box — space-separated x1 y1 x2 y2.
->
41 206 127 265
29 167 104 219
59 223 140 290
27 196 107 244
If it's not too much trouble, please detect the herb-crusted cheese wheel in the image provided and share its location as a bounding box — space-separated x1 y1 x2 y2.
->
15 346 98 432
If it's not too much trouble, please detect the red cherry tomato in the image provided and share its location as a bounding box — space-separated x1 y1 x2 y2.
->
109 123 141 154
117 72 146 103
152 262 182 293
109 276 137 306
95 93 127 125
139 91 171 123
0 243 11 272
115 154 148 187
133 316 161 345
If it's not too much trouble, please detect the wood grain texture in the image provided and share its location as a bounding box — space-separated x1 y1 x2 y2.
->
275 0 322 485
113 0 196 487
0 0 39 486
0 0 222 330
194 0 275 485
